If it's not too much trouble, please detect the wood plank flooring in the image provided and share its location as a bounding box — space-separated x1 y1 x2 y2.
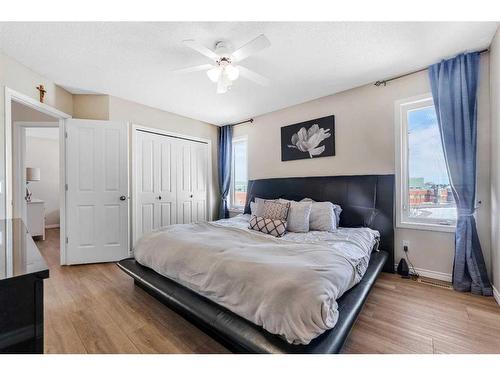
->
38 228 500 354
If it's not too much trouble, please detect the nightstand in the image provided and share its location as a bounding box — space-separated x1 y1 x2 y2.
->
27 199 45 240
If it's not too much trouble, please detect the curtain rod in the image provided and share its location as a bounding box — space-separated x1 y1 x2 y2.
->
374 49 489 87
229 118 254 127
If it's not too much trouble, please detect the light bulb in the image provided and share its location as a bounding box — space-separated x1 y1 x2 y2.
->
207 67 221 82
225 64 239 81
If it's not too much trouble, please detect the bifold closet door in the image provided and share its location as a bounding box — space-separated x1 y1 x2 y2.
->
176 139 209 224
135 131 177 243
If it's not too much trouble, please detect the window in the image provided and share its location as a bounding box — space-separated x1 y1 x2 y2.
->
396 95 456 231
230 136 248 209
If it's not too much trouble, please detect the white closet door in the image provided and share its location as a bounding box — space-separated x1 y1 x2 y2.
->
135 132 156 238
191 141 208 222
66 119 129 265
156 135 177 227
176 139 208 224
176 139 194 224
135 131 177 244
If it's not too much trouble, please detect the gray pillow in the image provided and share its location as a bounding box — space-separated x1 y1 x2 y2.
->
278 199 312 233
301 198 342 227
300 199 336 232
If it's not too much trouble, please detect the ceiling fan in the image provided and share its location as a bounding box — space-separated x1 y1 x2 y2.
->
174 34 271 94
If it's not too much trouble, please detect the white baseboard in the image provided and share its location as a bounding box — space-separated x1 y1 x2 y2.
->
46 224 60 229
493 286 500 306
394 263 452 282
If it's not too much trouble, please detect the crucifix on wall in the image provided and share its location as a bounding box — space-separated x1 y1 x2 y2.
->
36 84 46 103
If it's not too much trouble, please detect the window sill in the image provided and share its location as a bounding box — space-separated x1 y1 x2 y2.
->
397 221 456 233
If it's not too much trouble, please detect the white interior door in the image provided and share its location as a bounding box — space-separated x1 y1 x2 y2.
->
176 139 208 224
66 119 129 264
134 131 177 244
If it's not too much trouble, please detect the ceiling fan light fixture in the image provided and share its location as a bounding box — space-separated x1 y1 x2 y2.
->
207 67 221 82
225 64 239 81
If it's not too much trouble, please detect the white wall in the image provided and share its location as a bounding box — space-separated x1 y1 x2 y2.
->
490 27 500 300
25 128 60 226
234 55 491 278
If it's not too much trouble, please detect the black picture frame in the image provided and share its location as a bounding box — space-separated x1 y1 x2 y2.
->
280 115 335 161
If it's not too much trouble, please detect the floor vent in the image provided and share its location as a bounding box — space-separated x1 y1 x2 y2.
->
416 277 453 290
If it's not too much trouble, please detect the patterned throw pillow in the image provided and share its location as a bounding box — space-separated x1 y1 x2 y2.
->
249 215 287 237
250 197 275 217
262 200 290 220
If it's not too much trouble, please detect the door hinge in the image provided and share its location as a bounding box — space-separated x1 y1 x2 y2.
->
65 131 68 139
65 184 68 191
66 237 68 244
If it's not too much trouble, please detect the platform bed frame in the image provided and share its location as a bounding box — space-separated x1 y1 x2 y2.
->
118 174 395 353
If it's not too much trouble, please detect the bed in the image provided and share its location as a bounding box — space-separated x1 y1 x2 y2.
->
118 174 394 353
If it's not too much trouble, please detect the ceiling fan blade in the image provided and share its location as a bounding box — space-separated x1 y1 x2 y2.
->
172 64 214 74
231 34 271 62
238 66 270 86
183 39 219 61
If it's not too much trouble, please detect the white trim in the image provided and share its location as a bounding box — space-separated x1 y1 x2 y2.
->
130 124 213 248
394 93 457 233
4 87 71 266
493 285 500 306
46 224 60 229
394 263 452 282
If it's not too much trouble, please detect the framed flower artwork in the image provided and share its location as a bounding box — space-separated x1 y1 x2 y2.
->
280 115 335 161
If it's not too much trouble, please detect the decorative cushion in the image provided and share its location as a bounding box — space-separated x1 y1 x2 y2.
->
250 197 274 217
262 200 290 220
249 215 287 237
301 198 342 228
277 199 312 233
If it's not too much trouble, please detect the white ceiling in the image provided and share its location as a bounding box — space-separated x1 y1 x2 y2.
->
0 22 497 125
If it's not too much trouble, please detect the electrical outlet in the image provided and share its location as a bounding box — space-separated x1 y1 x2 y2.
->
402 240 410 251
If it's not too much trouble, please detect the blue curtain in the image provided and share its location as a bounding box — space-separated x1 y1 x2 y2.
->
218 125 233 219
429 52 492 296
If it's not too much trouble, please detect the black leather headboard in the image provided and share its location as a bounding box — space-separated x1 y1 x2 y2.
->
243 174 394 273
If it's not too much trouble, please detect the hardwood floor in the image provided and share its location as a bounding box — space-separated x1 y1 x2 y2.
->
37 228 500 354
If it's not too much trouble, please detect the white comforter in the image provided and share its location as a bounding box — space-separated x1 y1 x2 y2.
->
134 215 379 345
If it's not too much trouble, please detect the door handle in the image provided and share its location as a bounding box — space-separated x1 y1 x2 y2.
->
120 195 127 201
158 196 162 200
190 194 193 198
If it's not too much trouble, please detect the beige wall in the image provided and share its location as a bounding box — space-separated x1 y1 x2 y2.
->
490 27 500 298
73 94 109 120
234 55 492 278
0 52 73 219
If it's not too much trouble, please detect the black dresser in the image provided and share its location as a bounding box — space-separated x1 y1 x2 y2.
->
0 219 49 354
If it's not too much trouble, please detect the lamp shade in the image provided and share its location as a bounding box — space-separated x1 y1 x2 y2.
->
26 167 41 182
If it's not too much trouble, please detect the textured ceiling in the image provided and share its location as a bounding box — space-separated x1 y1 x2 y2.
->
0 22 497 125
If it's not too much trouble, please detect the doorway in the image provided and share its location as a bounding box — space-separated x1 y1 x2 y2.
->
11 102 62 263
6 89 131 266
5 88 70 265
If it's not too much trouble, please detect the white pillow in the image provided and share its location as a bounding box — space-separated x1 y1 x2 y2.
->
301 198 342 227
277 199 312 233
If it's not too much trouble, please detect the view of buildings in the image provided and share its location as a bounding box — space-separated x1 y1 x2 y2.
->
408 177 456 221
